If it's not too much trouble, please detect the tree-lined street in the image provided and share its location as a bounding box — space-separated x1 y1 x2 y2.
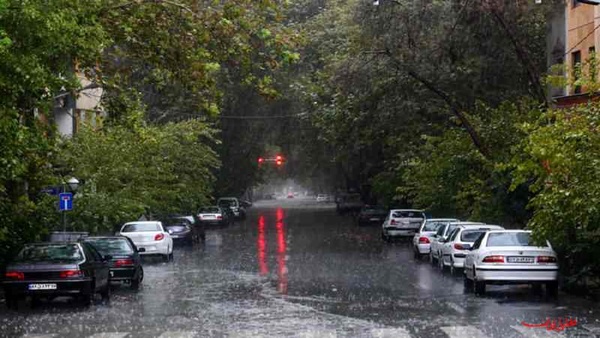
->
2 199 599 338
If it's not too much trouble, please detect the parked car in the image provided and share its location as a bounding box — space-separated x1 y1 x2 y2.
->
173 214 206 241
336 193 364 215
357 206 388 226
412 219 459 258
438 224 504 274
161 217 199 245
198 206 230 226
48 231 89 242
2 242 110 309
316 194 329 202
381 209 426 241
429 221 484 264
217 197 246 220
287 192 294 199
84 236 144 290
118 221 173 262
463 230 559 296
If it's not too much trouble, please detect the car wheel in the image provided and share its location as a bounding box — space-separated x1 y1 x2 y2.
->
449 259 456 275
168 251 174 261
474 280 486 295
131 268 143 290
100 284 110 303
429 252 435 265
438 254 445 271
463 274 474 291
162 254 170 262
413 247 420 259
78 292 93 306
546 281 559 298
5 295 18 310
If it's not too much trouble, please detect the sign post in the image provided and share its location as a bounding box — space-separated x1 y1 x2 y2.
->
58 192 73 232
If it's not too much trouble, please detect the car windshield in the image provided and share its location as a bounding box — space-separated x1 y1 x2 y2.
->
16 244 83 263
121 223 161 232
163 219 190 227
218 200 236 207
422 221 444 232
362 207 386 215
487 232 542 247
392 211 425 219
86 239 133 255
199 207 220 214
461 230 486 242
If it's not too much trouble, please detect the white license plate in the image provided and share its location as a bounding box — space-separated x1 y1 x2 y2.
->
204 215 215 219
28 283 57 290
507 256 534 263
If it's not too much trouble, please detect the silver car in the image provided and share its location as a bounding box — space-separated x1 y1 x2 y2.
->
463 230 559 296
412 218 458 258
381 209 426 241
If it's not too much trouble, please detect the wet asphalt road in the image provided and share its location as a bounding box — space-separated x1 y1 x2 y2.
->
2 198 600 338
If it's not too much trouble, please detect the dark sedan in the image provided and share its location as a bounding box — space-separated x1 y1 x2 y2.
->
162 218 197 245
2 242 110 309
357 206 388 226
84 236 144 290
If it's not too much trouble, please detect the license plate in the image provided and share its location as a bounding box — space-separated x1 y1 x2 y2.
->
28 283 57 290
204 215 215 219
507 256 534 263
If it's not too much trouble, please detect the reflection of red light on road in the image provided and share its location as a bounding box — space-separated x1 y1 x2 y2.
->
257 215 268 276
276 208 288 294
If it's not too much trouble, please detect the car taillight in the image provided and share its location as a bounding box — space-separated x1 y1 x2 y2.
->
5 271 24 281
115 259 135 267
390 219 398 225
537 256 557 263
454 243 465 250
482 255 505 263
60 270 83 278
155 233 165 241
217 215 223 220
419 237 430 244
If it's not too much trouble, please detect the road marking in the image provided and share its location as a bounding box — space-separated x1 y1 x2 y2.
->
87 333 129 338
21 335 56 338
445 301 466 314
441 326 490 338
370 327 412 338
157 332 196 338
582 324 600 334
511 325 565 338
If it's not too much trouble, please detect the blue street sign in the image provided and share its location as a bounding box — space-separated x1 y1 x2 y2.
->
58 193 73 211
41 186 61 196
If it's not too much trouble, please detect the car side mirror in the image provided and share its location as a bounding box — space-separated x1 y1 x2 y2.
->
138 247 146 253
167 229 173 234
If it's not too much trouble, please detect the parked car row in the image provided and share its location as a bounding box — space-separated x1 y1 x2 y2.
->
348 207 560 297
409 218 559 297
2 197 251 310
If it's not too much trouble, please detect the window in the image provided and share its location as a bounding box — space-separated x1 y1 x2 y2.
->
445 224 458 238
121 222 161 232
461 230 486 242
573 50 582 94
16 244 83 263
435 225 446 237
87 238 134 255
448 228 460 241
422 220 443 232
472 235 485 250
486 232 545 247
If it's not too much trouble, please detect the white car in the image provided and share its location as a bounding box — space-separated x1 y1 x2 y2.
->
381 209 426 241
429 221 484 264
463 230 559 296
439 224 504 274
412 218 458 258
119 221 173 262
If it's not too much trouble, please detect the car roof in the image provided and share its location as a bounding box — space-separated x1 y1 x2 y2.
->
124 221 160 225
486 229 531 234
218 197 237 200
459 224 504 230
27 242 82 246
448 221 485 225
390 209 424 212
426 218 459 222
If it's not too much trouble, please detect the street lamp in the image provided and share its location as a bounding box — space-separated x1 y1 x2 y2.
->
67 177 80 192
